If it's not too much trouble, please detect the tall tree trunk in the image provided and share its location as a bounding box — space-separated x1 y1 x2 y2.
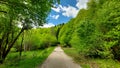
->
0 33 6 49
20 31 24 57
0 33 6 64
0 28 24 64
2 32 9 57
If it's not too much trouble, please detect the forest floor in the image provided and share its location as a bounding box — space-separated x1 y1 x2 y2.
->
38 46 81 68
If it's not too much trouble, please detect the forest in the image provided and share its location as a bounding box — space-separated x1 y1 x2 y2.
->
58 0 120 67
59 0 120 60
0 0 120 68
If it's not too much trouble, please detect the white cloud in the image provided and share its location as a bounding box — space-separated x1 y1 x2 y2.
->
41 23 55 28
51 7 61 12
51 0 88 18
76 0 88 9
60 5 79 18
50 15 59 19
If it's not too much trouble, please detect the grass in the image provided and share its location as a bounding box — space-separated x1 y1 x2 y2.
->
0 47 55 68
63 47 120 68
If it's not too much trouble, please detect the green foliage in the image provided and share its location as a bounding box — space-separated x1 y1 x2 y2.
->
0 47 55 68
58 19 74 47
14 28 58 51
0 0 59 63
63 48 120 68
58 0 120 60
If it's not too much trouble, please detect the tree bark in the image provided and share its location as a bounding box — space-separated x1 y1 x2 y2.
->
0 33 6 49
0 33 6 64
20 31 24 57
0 28 24 64
2 32 9 57
0 10 7 13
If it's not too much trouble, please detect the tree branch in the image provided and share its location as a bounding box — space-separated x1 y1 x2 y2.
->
0 10 7 14
2 28 24 60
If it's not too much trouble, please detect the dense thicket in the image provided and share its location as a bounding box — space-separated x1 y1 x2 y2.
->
14 27 61 52
58 0 120 60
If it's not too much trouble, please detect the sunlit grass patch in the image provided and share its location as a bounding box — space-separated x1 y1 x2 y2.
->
0 47 55 68
63 47 120 68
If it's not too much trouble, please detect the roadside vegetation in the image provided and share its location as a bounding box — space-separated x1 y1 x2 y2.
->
0 26 61 67
63 48 120 68
0 47 54 68
0 0 120 68
0 0 60 67
59 0 120 67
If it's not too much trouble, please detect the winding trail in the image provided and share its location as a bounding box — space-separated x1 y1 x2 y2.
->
38 46 81 68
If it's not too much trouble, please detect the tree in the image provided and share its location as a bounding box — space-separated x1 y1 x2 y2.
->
0 0 59 63
58 0 120 59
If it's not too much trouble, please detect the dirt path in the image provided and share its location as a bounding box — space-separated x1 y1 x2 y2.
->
38 46 81 68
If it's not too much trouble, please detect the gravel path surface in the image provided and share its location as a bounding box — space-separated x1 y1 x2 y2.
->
39 46 81 68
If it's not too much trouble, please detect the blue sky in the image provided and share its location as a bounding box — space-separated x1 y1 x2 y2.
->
43 0 88 27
